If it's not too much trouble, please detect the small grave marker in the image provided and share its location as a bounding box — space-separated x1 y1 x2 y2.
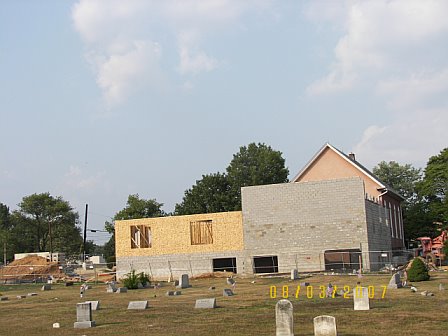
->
41 284 51 291
195 298 217 309
291 269 299 280
387 273 402 289
353 287 369 310
223 289 234 296
177 274 190 289
313 315 337 336
74 302 95 328
275 299 294 336
127 301 148 310
116 287 128 293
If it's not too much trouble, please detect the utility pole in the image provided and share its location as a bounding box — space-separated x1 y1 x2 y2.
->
83 204 88 262
3 241 6 266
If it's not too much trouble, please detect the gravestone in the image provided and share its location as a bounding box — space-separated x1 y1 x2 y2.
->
439 284 445 291
177 274 190 289
209 286 216 290
74 302 95 328
276 299 294 336
65 282 74 287
166 291 181 296
353 287 369 310
127 301 148 310
226 277 235 286
106 283 117 293
300 282 310 287
85 300 100 310
16 295 26 299
387 273 402 289
195 298 217 309
223 289 234 296
41 284 51 291
291 269 299 280
0 296 8 301
27 293 37 297
52 323 60 328
313 315 337 336
116 287 128 293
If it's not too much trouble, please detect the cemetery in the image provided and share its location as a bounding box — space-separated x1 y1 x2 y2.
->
0 270 447 335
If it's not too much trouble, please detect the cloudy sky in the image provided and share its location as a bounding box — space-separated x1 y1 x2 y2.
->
1 0 447 244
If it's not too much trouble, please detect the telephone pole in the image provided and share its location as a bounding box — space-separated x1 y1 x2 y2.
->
83 204 88 262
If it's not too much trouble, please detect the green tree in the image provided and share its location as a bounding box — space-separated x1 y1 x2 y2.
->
0 203 13 262
103 194 165 260
175 173 233 215
373 161 422 206
13 193 82 256
407 257 430 282
226 143 289 210
419 148 448 226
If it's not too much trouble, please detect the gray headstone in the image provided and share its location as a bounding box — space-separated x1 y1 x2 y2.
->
74 302 95 328
226 277 235 285
209 286 216 290
291 269 299 280
0 297 8 301
116 287 128 293
195 298 217 309
27 293 38 297
127 301 148 310
166 291 181 296
353 287 369 310
137 282 144 289
223 288 234 296
41 284 51 291
276 299 294 336
313 315 337 336
85 300 100 310
177 274 190 289
439 284 445 291
300 282 310 287
387 273 402 289
16 295 26 299
65 282 74 287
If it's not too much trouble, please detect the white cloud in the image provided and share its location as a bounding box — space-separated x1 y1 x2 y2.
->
307 0 448 167
64 165 107 190
72 0 272 107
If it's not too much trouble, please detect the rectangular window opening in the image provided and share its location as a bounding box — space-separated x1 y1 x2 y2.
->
253 256 278 274
130 225 152 249
190 220 213 245
213 257 237 273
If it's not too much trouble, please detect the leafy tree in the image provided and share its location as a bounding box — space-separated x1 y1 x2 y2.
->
175 173 233 215
407 257 430 282
418 148 448 226
373 161 422 206
226 143 289 210
0 203 13 262
13 193 82 256
103 194 165 260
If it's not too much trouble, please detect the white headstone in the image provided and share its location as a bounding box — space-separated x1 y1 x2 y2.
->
276 299 294 336
387 273 402 289
177 274 190 289
195 298 217 309
74 302 96 328
313 315 337 336
291 269 299 280
85 300 100 310
353 287 370 310
52 323 60 328
127 301 148 310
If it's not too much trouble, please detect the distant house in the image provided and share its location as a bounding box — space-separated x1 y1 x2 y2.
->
115 143 405 279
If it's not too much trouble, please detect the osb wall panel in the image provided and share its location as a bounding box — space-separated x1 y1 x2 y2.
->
115 211 243 257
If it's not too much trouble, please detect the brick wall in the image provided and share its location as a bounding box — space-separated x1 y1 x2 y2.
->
241 178 370 272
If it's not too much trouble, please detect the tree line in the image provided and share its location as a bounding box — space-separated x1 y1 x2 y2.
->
1 143 446 263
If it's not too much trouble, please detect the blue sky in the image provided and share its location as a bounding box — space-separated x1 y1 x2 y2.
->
1 0 447 244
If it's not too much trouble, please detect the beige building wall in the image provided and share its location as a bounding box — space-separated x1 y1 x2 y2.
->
295 147 382 198
115 211 243 257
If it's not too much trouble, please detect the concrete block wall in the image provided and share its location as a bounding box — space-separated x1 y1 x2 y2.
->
241 178 370 273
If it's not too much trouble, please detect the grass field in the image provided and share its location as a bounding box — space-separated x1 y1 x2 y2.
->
0 272 447 335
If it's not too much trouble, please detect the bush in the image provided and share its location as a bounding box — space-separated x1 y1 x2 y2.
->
408 258 430 282
121 270 139 289
138 272 151 287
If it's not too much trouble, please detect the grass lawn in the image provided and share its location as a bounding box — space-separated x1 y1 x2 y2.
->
0 272 447 335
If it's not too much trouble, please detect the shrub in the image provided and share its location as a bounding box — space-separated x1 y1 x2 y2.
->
138 272 151 287
121 270 139 289
407 258 430 282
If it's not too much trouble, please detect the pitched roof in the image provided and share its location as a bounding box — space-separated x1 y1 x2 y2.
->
291 143 404 200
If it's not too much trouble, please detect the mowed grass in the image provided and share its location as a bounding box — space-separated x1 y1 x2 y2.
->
0 272 447 336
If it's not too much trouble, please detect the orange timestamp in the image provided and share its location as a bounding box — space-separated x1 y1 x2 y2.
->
269 285 387 299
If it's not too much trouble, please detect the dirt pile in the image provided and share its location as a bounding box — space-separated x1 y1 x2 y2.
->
0 255 63 281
